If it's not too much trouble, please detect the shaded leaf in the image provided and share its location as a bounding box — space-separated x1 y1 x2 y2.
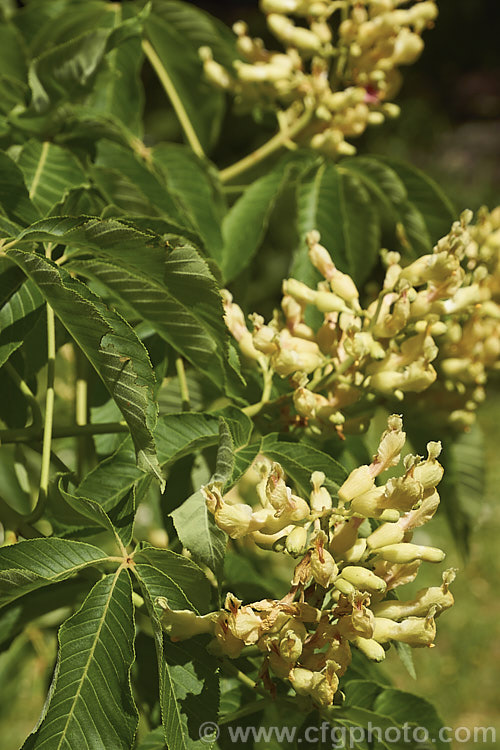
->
373 688 447 749
52 475 128 551
0 279 44 368
145 1 228 152
260 433 348 496
94 141 185 221
220 157 297 282
135 566 219 750
373 158 456 246
152 144 224 253
0 150 39 225
294 160 380 286
77 412 222 516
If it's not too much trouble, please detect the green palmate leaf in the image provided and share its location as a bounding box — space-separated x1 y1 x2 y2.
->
220 157 297 282
372 157 456 246
294 160 381 286
152 144 224 253
7 249 161 482
67 242 229 388
260 433 348 497
23 569 138 750
25 0 118 56
213 418 235 487
0 151 40 226
134 547 210 613
16 140 86 215
145 1 229 152
341 157 408 209
0 538 108 608
0 279 44 368
94 141 186 221
135 566 220 750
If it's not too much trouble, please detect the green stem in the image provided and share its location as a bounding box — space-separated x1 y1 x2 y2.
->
142 39 205 159
75 348 89 479
0 421 129 445
25 271 56 525
242 368 274 418
219 106 314 184
221 661 268 698
310 355 356 393
4 361 42 429
175 357 191 412
367 289 388 333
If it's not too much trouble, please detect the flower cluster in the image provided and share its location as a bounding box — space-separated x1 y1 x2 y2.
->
223 208 500 434
199 0 437 156
158 416 454 707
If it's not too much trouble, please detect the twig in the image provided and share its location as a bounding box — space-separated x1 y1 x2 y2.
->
142 39 205 159
219 106 314 184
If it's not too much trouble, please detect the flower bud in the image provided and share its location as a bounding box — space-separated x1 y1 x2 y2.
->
310 471 333 512
372 585 454 620
412 443 443 488
374 543 445 564
340 566 387 594
373 615 436 647
334 577 356 596
338 465 375 503
342 538 367 563
289 667 314 695
307 231 336 280
352 637 386 662
373 414 406 473
311 544 338 588
367 522 405 550
350 486 386 517
286 525 308 555
267 13 322 53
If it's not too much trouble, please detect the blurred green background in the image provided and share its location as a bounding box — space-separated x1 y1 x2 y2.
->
1 1 499 748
